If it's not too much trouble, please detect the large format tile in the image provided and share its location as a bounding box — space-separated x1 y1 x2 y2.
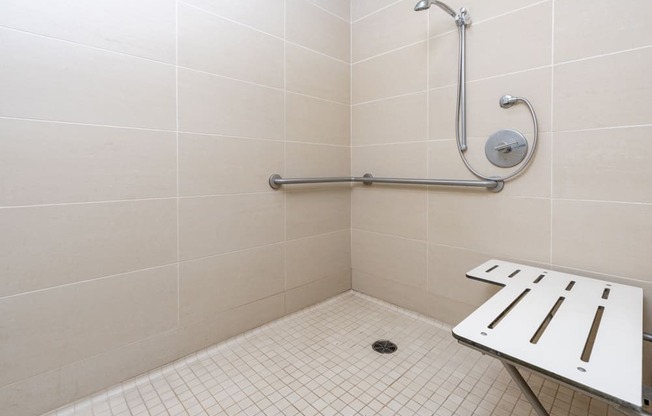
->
285 270 351 313
286 0 350 62
180 244 285 325
553 48 652 131
352 0 426 63
428 193 551 263
0 0 175 62
0 118 176 206
352 186 427 240
286 231 351 289
352 0 398 22
179 133 283 196
179 193 284 260
555 0 652 63
352 229 427 289
0 265 177 387
0 328 179 416
352 142 427 177
286 93 350 146
352 41 427 104
178 68 284 138
552 200 652 282
0 199 177 297
352 92 427 145
0 28 175 129
177 294 286 356
178 4 284 88
179 0 284 37
553 127 652 203
305 0 350 22
429 67 552 140
427 133 552 198
286 44 350 104
286 143 351 178
286 188 351 240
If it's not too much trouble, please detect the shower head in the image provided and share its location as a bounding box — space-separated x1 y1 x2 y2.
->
413 0 457 18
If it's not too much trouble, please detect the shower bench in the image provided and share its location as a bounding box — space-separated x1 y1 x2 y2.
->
452 260 649 416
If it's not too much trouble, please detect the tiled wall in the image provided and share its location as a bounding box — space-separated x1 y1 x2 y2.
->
350 0 652 379
0 1 351 415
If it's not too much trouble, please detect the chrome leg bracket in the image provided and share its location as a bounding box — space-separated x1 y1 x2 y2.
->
501 361 550 416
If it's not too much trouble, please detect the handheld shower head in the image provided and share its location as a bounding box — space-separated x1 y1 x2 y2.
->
413 0 457 18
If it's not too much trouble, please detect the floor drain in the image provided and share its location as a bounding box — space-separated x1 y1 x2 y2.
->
372 340 397 354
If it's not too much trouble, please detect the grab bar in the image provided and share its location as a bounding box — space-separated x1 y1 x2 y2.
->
268 173 504 192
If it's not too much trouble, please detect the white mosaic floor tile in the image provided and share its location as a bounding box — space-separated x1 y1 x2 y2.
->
43 291 626 416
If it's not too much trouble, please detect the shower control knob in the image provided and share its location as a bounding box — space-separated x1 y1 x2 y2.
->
494 141 523 154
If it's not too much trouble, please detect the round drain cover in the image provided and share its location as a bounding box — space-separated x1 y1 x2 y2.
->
372 340 397 354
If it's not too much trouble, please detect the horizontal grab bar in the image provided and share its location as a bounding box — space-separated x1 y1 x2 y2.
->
268 173 504 192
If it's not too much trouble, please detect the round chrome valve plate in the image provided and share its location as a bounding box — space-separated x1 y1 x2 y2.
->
485 129 528 168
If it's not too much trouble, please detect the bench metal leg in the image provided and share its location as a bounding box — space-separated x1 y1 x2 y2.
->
502 361 550 416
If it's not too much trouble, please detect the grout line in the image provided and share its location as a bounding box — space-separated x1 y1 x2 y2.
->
349 0 354 290
0 115 177 133
425 9 431 293
554 44 652 67
0 24 176 67
303 1 351 24
549 0 555 266
352 39 426 65
283 0 288 310
351 0 402 24
174 0 181 329
0 197 178 210
0 263 180 301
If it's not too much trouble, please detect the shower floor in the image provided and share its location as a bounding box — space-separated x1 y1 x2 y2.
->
45 291 625 416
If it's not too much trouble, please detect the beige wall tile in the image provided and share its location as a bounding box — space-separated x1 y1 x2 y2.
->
178 4 284 87
429 1 553 87
352 0 426 62
0 29 176 130
179 244 285 324
425 293 476 326
287 0 350 62
0 200 177 297
428 244 502 307
177 294 286 356
352 142 427 177
554 0 652 63
428 193 551 263
552 200 652 282
286 231 351 289
428 0 546 37
0 119 176 206
352 0 398 22
286 188 351 240
553 48 652 131
179 193 284 261
0 0 175 63
286 93 350 146
466 2 552 81
286 143 351 177
180 0 284 37
429 67 552 140
179 133 283 196
0 328 179 416
0 265 177 387
178 68 284 138
305 0 350 22
553 127 652 203
352 93 427 145
352 270 429 316
352 186 427 240
352 41 427 104
352 230 427 289
286 44 350 104
286 271 351 314
427 134 552 198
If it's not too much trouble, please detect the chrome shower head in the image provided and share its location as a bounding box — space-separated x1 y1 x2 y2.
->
413 0 457 18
